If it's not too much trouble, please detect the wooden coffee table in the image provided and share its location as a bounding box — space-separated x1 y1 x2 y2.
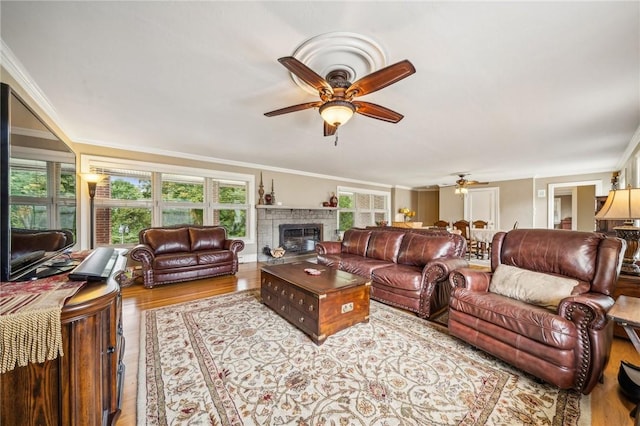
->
261 262 371 345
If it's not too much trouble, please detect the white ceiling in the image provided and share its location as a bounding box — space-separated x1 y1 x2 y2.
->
1 1 639 188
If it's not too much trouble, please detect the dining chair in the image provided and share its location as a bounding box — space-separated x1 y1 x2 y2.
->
452 220 471 259
433 220 449 229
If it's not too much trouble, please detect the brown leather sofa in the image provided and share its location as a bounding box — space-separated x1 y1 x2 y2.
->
130 225 245 289
11 228 74 267
316 227 467 318
448 228 625 394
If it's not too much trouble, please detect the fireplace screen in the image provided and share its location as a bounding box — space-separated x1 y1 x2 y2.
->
279 224 323 254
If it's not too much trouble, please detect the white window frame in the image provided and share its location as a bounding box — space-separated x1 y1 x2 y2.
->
80 155 255 248
337 186 391 231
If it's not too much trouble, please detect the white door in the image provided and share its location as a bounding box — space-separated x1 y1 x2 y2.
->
464 187 500 229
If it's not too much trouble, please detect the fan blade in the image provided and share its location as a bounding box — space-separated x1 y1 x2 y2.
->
324 121 337 136
353 101 404 123
264 101 322 117
278 57 334 94
346 60 416 98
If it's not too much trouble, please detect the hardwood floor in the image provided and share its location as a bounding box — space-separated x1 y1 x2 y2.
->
118 262 640 425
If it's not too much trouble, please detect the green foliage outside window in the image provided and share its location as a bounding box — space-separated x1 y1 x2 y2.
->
108 180 152 244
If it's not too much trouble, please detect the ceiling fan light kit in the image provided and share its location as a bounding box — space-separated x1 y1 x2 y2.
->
319 100 355 127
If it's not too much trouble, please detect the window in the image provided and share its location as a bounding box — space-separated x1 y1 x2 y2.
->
85 156 254 246
9 157 76 234
337 187 390 233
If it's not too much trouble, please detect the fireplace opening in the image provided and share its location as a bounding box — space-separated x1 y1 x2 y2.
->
279 223 323 255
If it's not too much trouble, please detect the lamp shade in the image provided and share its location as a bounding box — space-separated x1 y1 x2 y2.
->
595 187 640 220
82 173 103 183
319 101 355 126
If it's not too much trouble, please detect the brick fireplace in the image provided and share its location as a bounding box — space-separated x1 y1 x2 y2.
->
256 206 337 262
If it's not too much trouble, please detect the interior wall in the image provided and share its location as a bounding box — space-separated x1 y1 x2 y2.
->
577 185 596 231
418 190 439 226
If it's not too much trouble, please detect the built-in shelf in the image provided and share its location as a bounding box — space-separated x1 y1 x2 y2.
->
256 205 337 210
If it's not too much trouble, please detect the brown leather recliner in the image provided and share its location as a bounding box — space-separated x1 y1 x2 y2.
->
448 228 625 394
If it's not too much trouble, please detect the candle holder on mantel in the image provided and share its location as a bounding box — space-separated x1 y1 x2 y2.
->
258 172 265 205
269 179 276 205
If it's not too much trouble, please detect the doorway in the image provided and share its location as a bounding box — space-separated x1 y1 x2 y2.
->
547 180 602 231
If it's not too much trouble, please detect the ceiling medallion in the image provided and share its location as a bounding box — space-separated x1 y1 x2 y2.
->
289 32 388 95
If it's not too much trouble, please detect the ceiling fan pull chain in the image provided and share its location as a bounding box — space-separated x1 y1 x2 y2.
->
334 127 339 146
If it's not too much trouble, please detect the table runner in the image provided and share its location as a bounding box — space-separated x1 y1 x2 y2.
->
0 273 86 373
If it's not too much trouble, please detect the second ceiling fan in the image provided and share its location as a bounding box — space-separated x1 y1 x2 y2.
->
264 56 416 138
451 173 488 194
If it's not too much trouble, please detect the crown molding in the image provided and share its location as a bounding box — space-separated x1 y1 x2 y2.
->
1 39 64 129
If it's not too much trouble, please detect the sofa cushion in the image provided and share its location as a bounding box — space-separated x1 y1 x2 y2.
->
144 228 191 255
189 227 226 251
397 233 458 267
489 264 581 310
450 288 578 351
366 231 405 262
341 229 372 257
197 250 234 265
372 263 423 291
153 252 198 269
340 254 392 277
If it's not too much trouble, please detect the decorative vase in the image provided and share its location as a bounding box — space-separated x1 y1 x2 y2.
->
329 192 338 207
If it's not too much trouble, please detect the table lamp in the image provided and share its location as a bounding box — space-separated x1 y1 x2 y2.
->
595 185 640 274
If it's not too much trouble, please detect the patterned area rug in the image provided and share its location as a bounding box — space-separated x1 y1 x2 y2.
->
138 290 590 425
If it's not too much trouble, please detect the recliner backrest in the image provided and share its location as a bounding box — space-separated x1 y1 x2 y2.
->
493 228 624 296
397 232 466 267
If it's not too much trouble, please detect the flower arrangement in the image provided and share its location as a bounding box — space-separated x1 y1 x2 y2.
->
399 207 416 222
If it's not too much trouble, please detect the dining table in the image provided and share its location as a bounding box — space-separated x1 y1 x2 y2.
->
470 228 506 259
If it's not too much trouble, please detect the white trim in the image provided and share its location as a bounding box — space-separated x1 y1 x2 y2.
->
11 145 74 163
79 154 256 249
1 40 64 128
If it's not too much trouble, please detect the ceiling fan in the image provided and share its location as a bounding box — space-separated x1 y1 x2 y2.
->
449 173 488 194
264 56 416 141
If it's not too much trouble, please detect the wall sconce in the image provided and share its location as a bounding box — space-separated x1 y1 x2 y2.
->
595 184 640 274
82 173 104 249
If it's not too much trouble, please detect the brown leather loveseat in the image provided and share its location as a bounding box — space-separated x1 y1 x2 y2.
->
130 225 245 289
448 228 625 394
316 227 467 318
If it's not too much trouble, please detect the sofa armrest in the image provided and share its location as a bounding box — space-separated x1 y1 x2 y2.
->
130 244 155 266
558 293 615 331
417 257 469 318
224 239 245 254
449 267 492 292
315 241 342 255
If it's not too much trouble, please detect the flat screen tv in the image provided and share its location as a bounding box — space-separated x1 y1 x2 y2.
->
0 83 77 282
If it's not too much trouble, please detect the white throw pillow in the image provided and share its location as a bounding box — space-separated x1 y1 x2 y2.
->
489 264 580 310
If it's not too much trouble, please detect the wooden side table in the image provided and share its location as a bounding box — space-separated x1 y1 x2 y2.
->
608 295 640 425
614 273 640 339
609 295 640 353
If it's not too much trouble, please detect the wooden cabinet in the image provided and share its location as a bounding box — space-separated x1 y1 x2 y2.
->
1 269 125 425
613 273 640 339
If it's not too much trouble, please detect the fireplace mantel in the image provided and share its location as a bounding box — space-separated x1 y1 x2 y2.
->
256 205 337 211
